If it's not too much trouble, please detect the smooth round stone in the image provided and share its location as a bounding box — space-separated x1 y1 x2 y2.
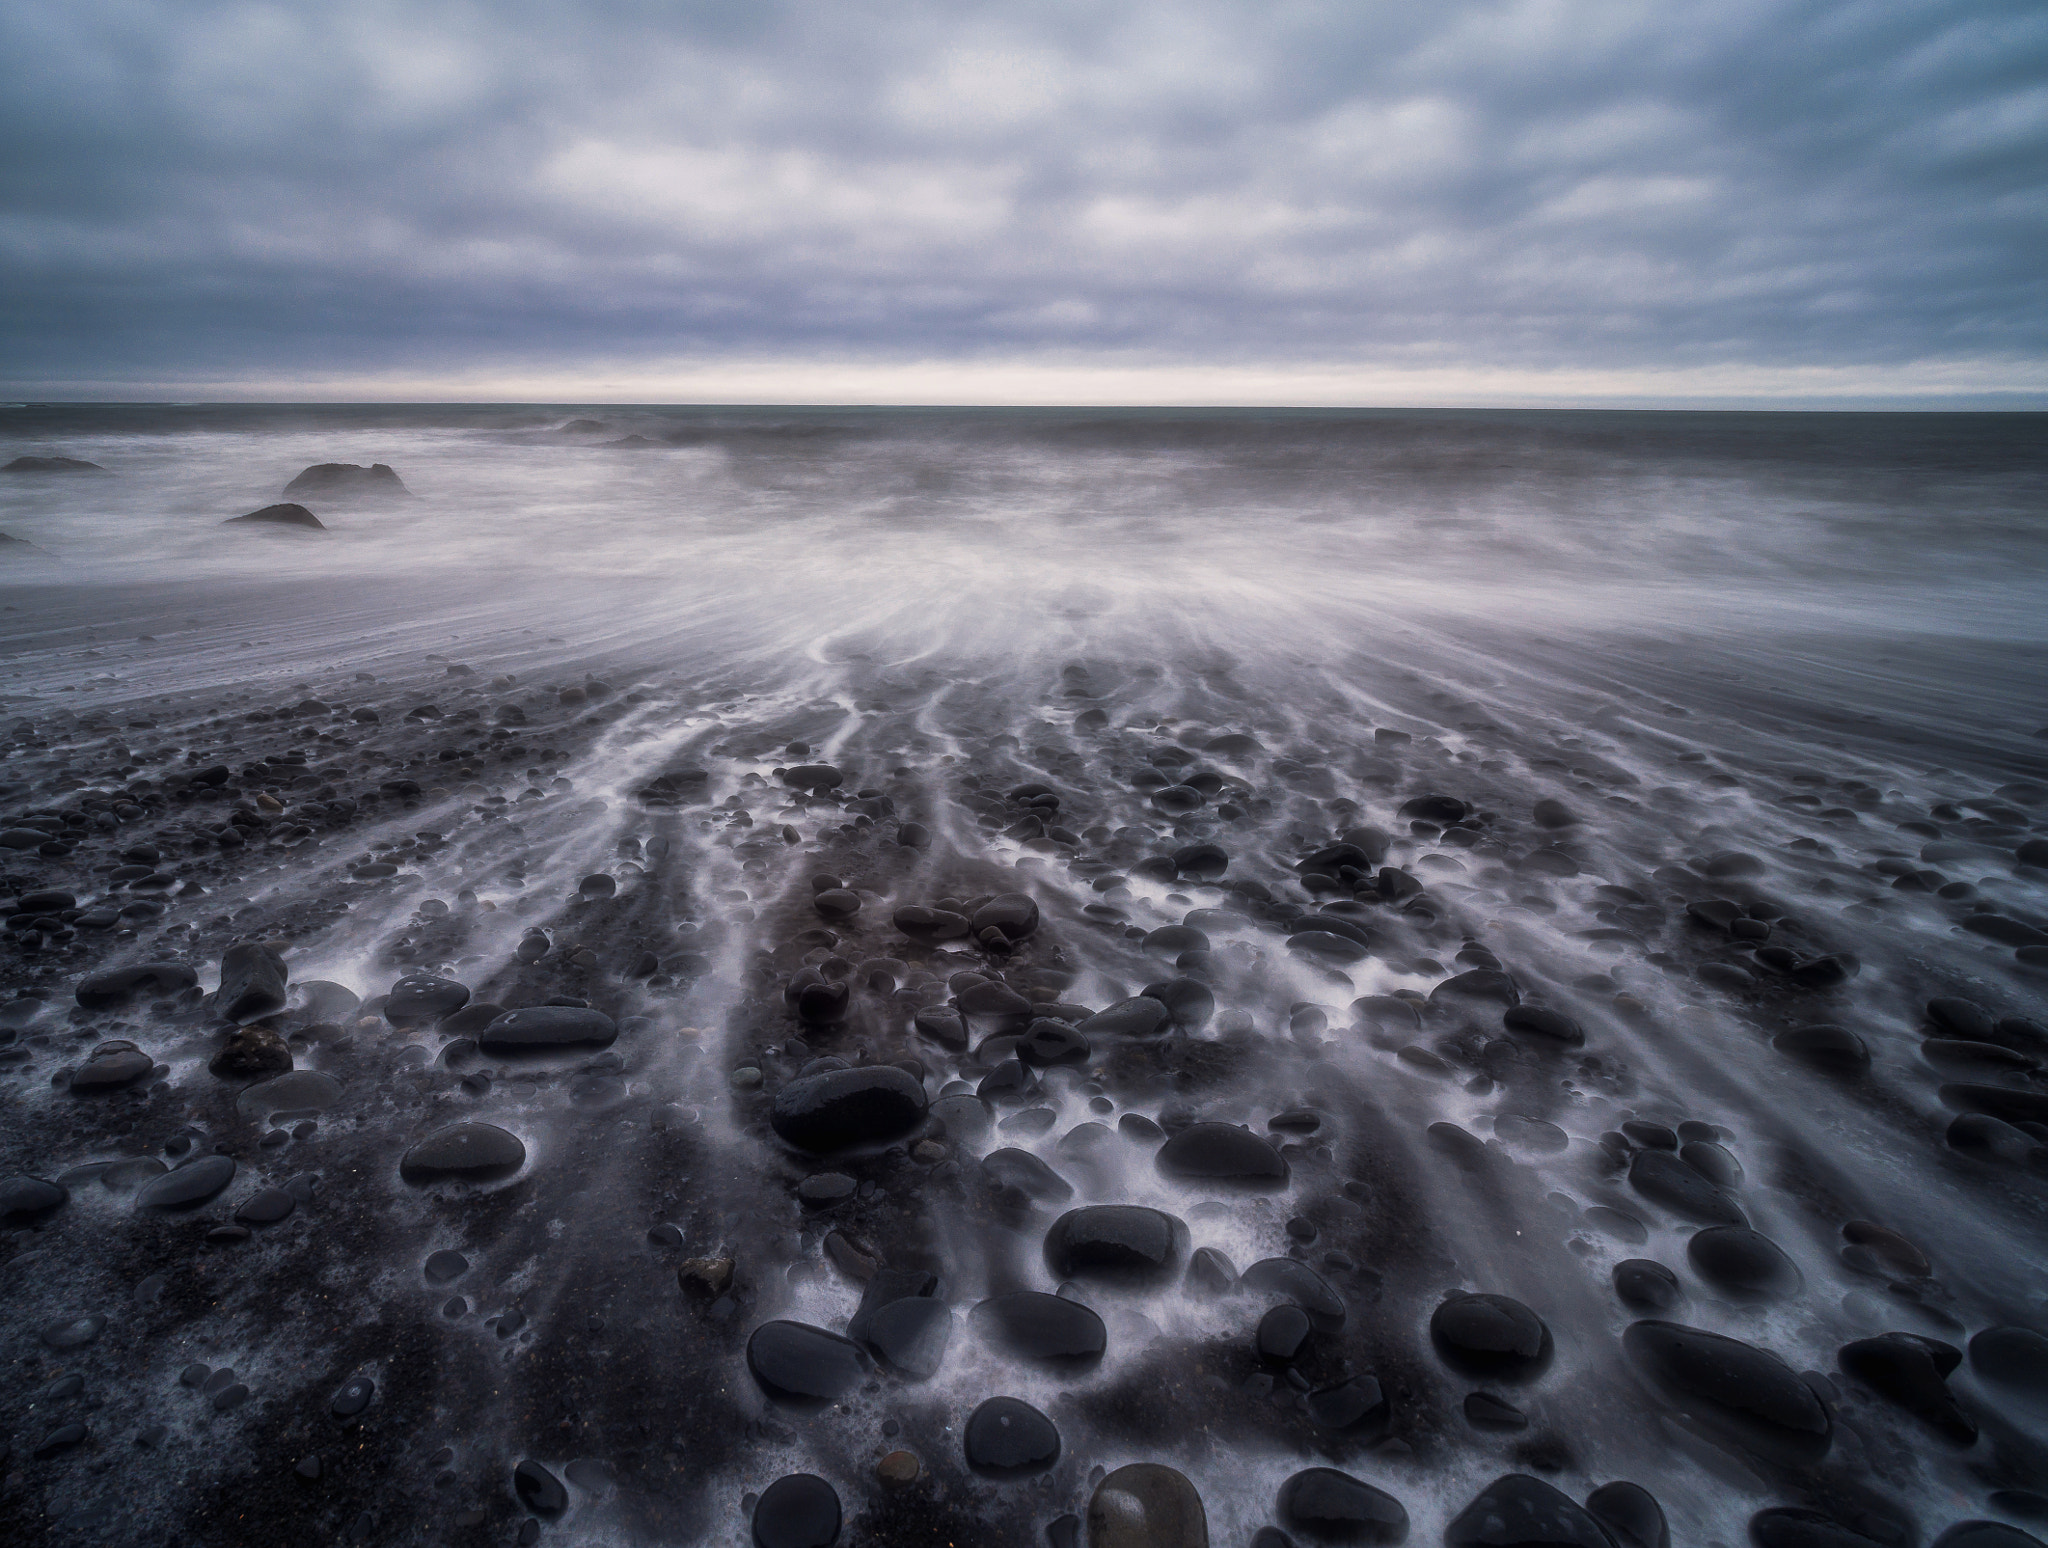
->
1772 1025 1869 1074
1173 843 1229 879
1446 1474 1612 1548
1839 1332 1974 1443
1288 930 1370 964
75 962 197 1010
1257 1304 1313 1365
1679 1141 1742 1187
981 1147 1073 1203
1493 1116 1569 1154
217 942 288 1023
1088 1464 1208 1548
1276 1467 1408 1544
958 980 1035 1029
385 975 470 1025
746 1320 872 1404
1018 1019 1091 1066
929 1093 994 1144
894 906 971 942
1930 1526 2048 1548
864 1297 953 1380
330 1374 375 1418
1502 1005 1585 1046
770 1065 928 1152
964 1395 1061 1476
42 1314 106 1350
1968 1326 2048 1400
754 1473 840 1548
69 1050 154 1092
1239 1258 1346 1332
399 1124 525 1183
1143 977 1215 1029
1431 1293 1551 1379
1687 1226 1801 1300
780 763 843 791
971 893 1041 943
1429 970 1520 1009
137 1154 235 1209
1622 1320 1831 1462
798 1172 857 1204
234 1187 296 1226
514 1459 568 1516
1628 1149 1745 1225
479 1006 617 1053
1076 998 1172 1038
1585 1482 1668 1548
1155 1123 1289 1189
1 1175 69 1221
1153 784 1206 814
971 1291 1107 1367
236 1071 342 1124
424 1250 470 1284
1612 1260 1685 1313
294 981 361 1022
813 889 862 921
1043 1206 1186 1285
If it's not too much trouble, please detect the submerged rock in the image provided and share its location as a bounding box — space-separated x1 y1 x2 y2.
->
753 1474 840 1548
1431 1293 1552 1379
1623 1320 1831 1462
282 462 410 498
1155 1122 1290 1188
770 1065 927 1152
399 1124 526 1183
478 1005 617 1052
1043 1205 1187 1285
971 1291 1107 1367
223 503 325 529
963 1396 1061 1476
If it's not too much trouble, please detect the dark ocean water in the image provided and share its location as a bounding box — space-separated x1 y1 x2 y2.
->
0 406 2045 1546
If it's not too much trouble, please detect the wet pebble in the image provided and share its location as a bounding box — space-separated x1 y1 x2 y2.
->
745 1320 871 1404
963 1395 1061 1476
770 1065 927 1152
1431 1292 1551 1379
137 1154 236 1209
972 1291 1107 1367
1687 1226 1802 1300
1155 1122 1290 1188
1044 1205 1187 1285
399 1124 526 1183
1446 1474 1613 1548
479 1006 617 1052
1087 1464 1207 1548
1622 1320 1830 1461
1275 1467 1408 1544
752 1473 840 1548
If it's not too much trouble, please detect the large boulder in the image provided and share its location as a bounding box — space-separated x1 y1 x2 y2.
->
282 462 410 498
223 503 324 529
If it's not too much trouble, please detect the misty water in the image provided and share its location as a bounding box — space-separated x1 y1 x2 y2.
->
1 405 2046 1548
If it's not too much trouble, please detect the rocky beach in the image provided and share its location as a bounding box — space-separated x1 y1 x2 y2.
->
0 404 2044 1547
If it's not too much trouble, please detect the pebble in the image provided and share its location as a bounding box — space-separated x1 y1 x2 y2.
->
1446 1474 1613 1548
770 1065 928 1151
399 1124 526 1183
1772 1024 1870 1074
1087 1464 1208 1548
217 942 289 1023
972 1291 1108 1366
1838 1332 1975 1443
1275 1467 1408 1544
1239 1259 1347 1331
745 1320 872 1404
384 975 471 1025
963 1395 1061 1476
864 1296 953 1379
235 1187 297 1226
1154 1123 1290 1188
981 1147 1074 1203
137 1154 236 1209
330 1374 375 1419
1585 1483 1668 1548
1431 1293 1551 1378
0 1174 68 1220
752 1473 840 1548
1257 1304 1313 1365
513 1459 568 1516
478 1006 618 1052
1687 1226 1802 1300
1628 1149 1745 1225
1044 1206 1187 1285
1612 1260 1685 1313
1622 1320 1831 1461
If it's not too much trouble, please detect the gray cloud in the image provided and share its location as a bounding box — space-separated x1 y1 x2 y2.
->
2 0 2043 396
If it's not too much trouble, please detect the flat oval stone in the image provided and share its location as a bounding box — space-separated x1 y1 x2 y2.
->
1749 1508 1891 1548
0 1175 69 1221
1430 970 1519 1009
1623 1320 1831 1462
479 1006 617 1053
1276 1467 1408 1544
865 1297 953 1379
1839 1332 1975 1443
1628 1149 1745 1225
1968 1326 2048 1399
399 1124 525 1183
964 1395 1061 1476
69 1050 154 1092
971 893 1040 943
1447 1474 1613 1548
385 974 470 1025
234 1187 296 1226
770 1065 928 1152
971 1291 1107 1367
137 1154 235 1209
1772 1025 1869 1074
1076 997 1172 1038
746 1320 871 1404
1687 1226 1801 1300
330 1374 375 1418
1612 1260 1685 1313
1503 1005 1585 1046
75 962 197 1010
1155 1123 1289 1189
1043 1205 1186 1285
1585 1482 1668 1548
980 1147 1073 1203
1088 1464 1208 1548
1431 1292 1551 1378
754 1473 841 1548
236 1071 342 1123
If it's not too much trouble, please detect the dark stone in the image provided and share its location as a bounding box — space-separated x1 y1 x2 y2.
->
1155 1122 1290 1188
1968 1325 2048 1399
864 1297 953 1379
1943 1082 2048 1126
770 1065 926 1152
1431 1293 1551 1379
1087 1465 1207 1548
1585 1482 1668 1548
138 1154 236 1208
0 1175 68 1221
70 1049 154 1091
478 1006 617 1052
399 1124 525 1183
1929 1526 2048 1548
1173 843 1229 879
1257 1304 1313 1364
1445 1475 1611 1548
1612 1260 1685 1313
1400 794 1468 823
6 455 103 472
1142 977 1216 1028
1628 1149 1745 1225
1687 1227 1802 1300
1838 1332 1975 1443
224 503 325 529
1462 1392 1527 1431
210 1024 291 1077
958 979 1036 1030
283 462 409 498
981 1147 1073 1203
1043 1205 1186 1285
753 1474 841 1548
1306 1375 1388 1433
1772 1024 1869 1074
330 1374 375 1419
972 892 1041 943
1077 997 1172 1037
785 970 851 1023
216 942 288 1023
1623 1320 1831 1462
513 1459 567 1517
1503 1005 1585 1046
964 1395 1061 1476
745 1320 871 1404
76 962 199 1009
1184 1246 1238 1298
972 1291 1106 1367
1431 970 1519 1009
384 975 470 1025
235 1187 296 1226
1240 1258 1346 1332
1018 1018 1090 1065
894 906 971 942
1748 1509 1891 1548
1275 1467 1408 1544
779 763 844 792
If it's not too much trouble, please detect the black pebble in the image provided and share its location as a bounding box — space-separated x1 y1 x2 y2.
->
1431 1293 1551 1379
746 1320 872 1404
1446 1474 1612 1548
753 1473 840 1548
1043 1205 1186 1285
1612 1260 1685 1313
513 1459 568 1517
963 1395 1061 1476
971 1291 1107 1367
1687 1226 1802 1300
1257 1304 1313 1365
330 1374 375 1419
1275 1466 1408 1544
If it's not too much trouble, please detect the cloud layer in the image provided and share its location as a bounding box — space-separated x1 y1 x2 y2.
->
3 0 2044 400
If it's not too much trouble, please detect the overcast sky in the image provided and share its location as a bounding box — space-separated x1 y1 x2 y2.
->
2 0 2044 403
